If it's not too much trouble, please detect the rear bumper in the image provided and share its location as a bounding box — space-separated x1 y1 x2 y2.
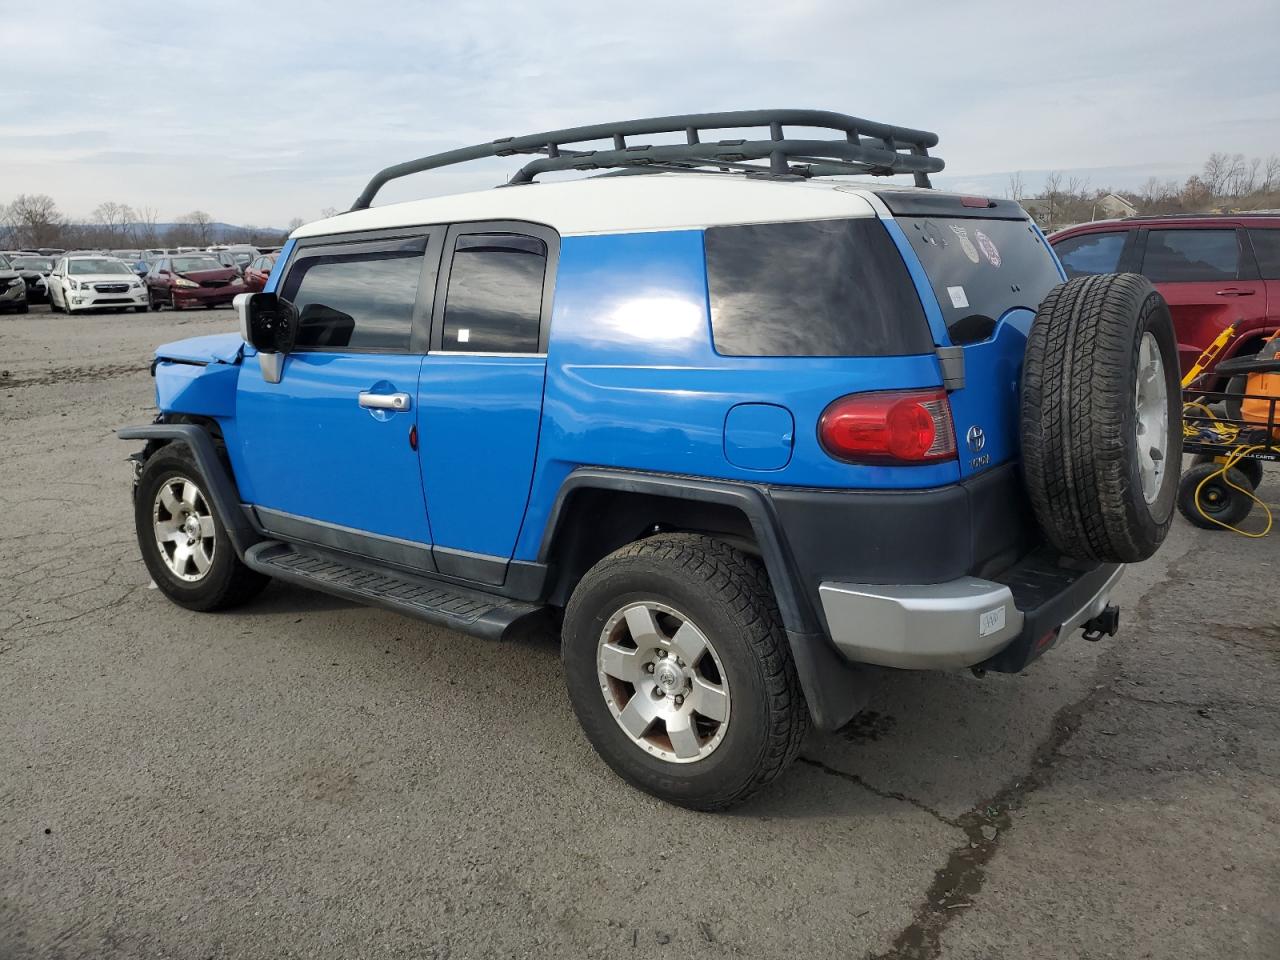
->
819 554 1123 670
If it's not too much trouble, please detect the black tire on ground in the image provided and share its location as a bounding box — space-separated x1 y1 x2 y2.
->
134 305 149 313
134 443 269 612
17 303 28 314
1177 462 1255 530
1192 453 1264 490
1021 273 1182 563
562 533 808 811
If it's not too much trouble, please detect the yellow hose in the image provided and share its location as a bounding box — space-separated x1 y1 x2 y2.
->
1191 444 1273 538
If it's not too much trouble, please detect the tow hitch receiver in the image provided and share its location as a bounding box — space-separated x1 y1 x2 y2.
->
1081 604 1121 642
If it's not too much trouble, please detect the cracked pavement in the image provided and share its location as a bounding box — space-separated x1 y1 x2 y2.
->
2 304 1278 959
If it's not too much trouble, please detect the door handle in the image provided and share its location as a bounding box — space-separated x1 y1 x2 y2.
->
358 391 412 411
1215 288 1255 296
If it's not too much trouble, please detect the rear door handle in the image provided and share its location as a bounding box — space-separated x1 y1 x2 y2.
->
1215 288 1255 296
358 391 412 411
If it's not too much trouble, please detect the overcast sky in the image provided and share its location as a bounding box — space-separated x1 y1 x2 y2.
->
4 0 1278 227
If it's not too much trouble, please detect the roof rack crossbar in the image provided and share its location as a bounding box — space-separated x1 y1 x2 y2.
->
350 109 942 210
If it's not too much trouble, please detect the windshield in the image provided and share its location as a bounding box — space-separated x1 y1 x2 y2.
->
172 256 224 273
0 254 11 270
68 259 132 275
12 257 52 271
898 216 1063 344
111 250 141 259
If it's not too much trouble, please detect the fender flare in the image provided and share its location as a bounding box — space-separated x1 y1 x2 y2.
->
117 423 258 558
537 468 873 730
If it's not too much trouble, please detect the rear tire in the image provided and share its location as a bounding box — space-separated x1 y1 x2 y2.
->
562 533 807 811
1177 462 1255 530
134 444 269 611
1021 273 1181 562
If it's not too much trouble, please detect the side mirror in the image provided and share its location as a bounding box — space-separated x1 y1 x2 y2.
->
235 292 297 384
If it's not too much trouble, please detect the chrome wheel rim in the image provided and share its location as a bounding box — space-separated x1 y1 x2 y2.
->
1135 332 1169 504
152 476 216 582
597 601 731 764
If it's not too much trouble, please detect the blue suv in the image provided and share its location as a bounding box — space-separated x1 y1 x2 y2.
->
122 111 1181 809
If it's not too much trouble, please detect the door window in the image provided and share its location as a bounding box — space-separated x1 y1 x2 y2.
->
281 238 426 350
1141 229 1241 283
1053 231 1125 279
1247 229 1280 280
440 234 547 353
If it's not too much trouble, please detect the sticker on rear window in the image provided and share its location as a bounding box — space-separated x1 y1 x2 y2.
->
975 230 1002 267
949 225 980 264
947 285 969 309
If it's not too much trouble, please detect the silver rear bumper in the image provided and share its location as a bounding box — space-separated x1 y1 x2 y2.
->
818 565 1124 670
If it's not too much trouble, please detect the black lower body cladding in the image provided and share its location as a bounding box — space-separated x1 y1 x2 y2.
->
1020 273 1182 563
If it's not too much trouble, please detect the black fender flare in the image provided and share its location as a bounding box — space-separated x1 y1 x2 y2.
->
118 423 258 558
537 468 873 730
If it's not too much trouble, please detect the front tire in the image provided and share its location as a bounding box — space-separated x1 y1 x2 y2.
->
562 534 807 811
134 444 269 611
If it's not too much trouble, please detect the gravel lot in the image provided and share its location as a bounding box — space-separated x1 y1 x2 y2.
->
2 303 1278 959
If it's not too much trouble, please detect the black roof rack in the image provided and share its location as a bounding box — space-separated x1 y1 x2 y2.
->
350 109 943 211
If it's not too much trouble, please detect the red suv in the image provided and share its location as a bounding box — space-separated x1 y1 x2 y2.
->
1050 215 1280 377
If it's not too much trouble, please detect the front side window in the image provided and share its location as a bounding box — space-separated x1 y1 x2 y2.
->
1053 231 1125 278
441 234 547 353
281 237 426 350
1248 228 1280 280
706 218 933 356
1141 229 1241 283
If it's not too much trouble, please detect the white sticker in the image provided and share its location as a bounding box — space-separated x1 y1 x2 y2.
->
979 606 1007 637
975 230 1001 267
947 285 969 309
456 328 470 343
949 224 981 264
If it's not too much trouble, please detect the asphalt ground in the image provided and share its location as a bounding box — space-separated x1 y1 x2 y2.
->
2 303 1278 959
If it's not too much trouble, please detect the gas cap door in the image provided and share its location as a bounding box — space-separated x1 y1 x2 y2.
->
723 402 795 471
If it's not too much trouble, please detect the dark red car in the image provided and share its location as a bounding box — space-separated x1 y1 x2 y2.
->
1050 214 1280 377
242 254 277 292
145 253 245 311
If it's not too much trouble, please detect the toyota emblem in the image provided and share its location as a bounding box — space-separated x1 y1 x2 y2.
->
966 425 986 453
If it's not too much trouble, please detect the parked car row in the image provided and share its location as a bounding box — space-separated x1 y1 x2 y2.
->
1049 213 1280 378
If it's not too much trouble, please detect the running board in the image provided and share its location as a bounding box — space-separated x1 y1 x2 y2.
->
244 541 543 641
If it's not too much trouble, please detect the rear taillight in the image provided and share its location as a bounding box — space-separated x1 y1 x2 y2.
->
818 389 957 465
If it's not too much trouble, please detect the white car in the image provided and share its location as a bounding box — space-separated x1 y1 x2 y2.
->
48 256 149 314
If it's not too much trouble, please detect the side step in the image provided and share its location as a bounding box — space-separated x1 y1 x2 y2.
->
244 541 544 641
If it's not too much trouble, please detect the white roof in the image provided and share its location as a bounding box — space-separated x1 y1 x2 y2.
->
292 174 901 240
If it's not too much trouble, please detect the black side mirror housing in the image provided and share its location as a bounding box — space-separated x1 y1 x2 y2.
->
234 292 298 383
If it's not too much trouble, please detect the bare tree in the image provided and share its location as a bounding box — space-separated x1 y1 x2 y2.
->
92 201 136 242
320 207 340 219
286 217 305 232
1004 171 1025 201
131 206 161 247
175 210 215 246
5 194 66 248
1264 155 1280 192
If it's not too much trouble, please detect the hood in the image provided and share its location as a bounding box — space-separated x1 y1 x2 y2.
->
178 267 239 282
155 332 245 366
68 272 142 284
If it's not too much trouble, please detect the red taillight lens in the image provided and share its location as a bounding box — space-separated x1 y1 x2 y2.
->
818 389 957 464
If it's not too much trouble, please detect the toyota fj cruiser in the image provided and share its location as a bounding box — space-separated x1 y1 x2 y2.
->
121 110 1181 810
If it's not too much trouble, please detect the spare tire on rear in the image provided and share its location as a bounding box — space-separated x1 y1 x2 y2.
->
1020 273 1181 563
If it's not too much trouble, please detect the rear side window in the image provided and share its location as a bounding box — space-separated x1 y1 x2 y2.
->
1054 231 1125 278
1248 229 1280 280
441 234 547 353
281 237 426 350
705 218 932 357
1141 229 1241 283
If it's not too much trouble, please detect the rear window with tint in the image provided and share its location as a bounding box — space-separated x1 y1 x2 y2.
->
900 217 1062 344
1247 228 1280 280
705 218 932 357
1053 231 1126 279
1141 229 1241 282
